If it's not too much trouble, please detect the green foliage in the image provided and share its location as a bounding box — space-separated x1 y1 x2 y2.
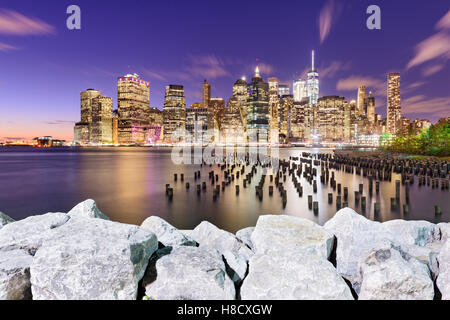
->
384 120 450 157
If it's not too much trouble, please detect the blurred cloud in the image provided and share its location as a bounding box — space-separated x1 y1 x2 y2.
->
0 42 18 51
406 10 450 70
186 54 231 79
45 120 76 125
422 64 444 77
0 9 55 35
320 61 351 78
318 0 343 44
336 75 385 93
403 95 450 118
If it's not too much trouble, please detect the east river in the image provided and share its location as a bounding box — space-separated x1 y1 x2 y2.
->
0 146 448 232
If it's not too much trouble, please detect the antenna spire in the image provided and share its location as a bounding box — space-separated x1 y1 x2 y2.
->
312 50 315 71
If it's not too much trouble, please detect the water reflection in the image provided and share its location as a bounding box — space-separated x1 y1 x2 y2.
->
0 146 448 233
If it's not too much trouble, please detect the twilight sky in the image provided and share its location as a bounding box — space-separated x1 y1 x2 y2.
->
0 0 449 141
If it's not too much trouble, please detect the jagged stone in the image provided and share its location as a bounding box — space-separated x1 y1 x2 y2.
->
67 199 109 220
0 212 14 229
144 246 235 300
358 241 434 300
252 215 335 259
0 212 69 253
0 249 33 300
141 216 196 247
235 227 255 251
240 252 353 300
30 218 157 300
191 221 252 282
437 240 450 300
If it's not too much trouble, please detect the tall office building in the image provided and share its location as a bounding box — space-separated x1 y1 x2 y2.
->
357 85 366 116
387 72 401 135
268 77 280 141
117 73 150 144
163 85 186 142
209 97 225 131
233 78 248 129
366 91 375 124
293 79 307 102
306 50 319 106
221 97 244 143
186 105 209 143
112 109 119 145
278 84 290 96
247 66 270 142
74 89 113 145
202 79 211 108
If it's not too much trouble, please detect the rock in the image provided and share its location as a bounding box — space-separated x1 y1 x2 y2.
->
30 218 157 300
67 199 109 220
437 241 450 299
358 241 434 300
0 212 69 253
0 212 14 229
141 216 196 247
144 246 235 300
0 250 33 300
437 223 450 242
324 208 443 288
252 215 335 259
191 221 253 282
235 227 255 251
240 252 353 300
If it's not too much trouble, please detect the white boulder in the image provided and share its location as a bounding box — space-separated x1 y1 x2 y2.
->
30 218 157 300
437 240 450 299
141 216 196 247
67 199 109 220
144 246 235 300
191 221 253 282
0 212 69 253
240 252 353 300
252 215 335 259
358 241 434 300
0 249 33 300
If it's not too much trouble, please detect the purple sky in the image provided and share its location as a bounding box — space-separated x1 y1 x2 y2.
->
0 0 449 141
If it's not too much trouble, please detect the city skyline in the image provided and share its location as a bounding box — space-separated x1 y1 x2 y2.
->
0 0 449 141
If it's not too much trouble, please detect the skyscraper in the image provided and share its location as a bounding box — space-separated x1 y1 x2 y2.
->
293 79 307 102
202 79 211 108
117 73 150 144
221 97 244 143
209 97 225 131
357 85 366 116
74 89 113 145
232 77 248 130
163 84 186 142
247 66 269 142
268 77 280 141
366 91 375 124
387 72 401 135
307 50 319 106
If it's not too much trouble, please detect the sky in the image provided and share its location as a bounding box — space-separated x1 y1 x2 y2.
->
0 0 449 141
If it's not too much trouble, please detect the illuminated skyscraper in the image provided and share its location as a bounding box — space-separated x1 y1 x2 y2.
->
307 50 319 106
163 84 186 142
202 80 211 108
357 85 366 116
387 72 401 135
268 77 280 141
210 97 225 131
221 97 244 143
74 89 113 145
293 79 307 102
366 91 375 124
232 77 248 130
117 73 150 144
247 66 269 142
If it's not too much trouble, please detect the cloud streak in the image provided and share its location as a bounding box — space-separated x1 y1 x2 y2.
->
406 10 450 70
402 95 450 118
0 42 18 51
336 75 385 93
318 0 343 44
0 9 55 35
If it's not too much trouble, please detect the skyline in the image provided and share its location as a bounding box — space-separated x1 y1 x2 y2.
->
0 0 449 141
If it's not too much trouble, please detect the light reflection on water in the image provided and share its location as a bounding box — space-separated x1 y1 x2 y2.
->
0 146 448 233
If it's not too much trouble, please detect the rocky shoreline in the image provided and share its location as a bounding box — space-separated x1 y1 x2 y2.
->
0 200 449 300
